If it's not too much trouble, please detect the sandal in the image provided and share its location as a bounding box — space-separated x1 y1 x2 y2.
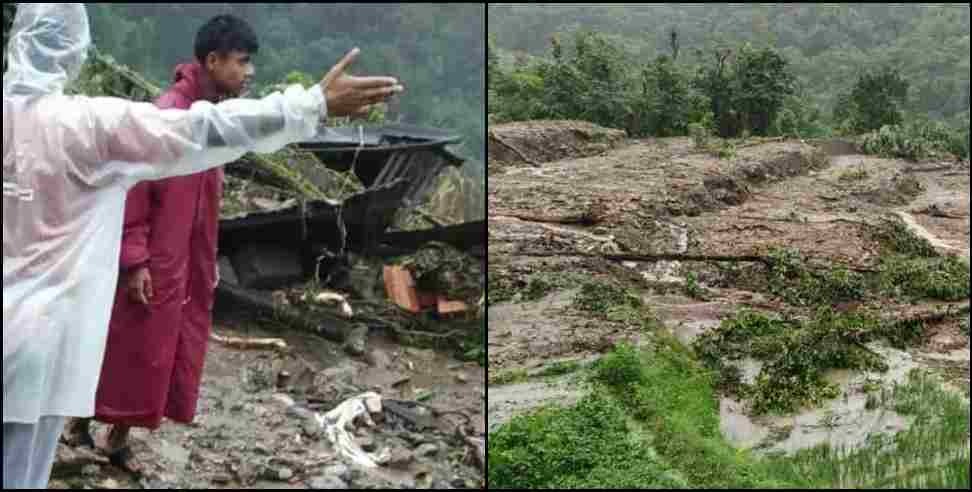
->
107 446 147 477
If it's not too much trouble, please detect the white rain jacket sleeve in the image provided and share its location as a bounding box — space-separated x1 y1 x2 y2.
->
3 3 327 424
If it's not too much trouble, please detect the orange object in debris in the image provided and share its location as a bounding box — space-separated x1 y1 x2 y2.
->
383 266 421 313
437 296 468 316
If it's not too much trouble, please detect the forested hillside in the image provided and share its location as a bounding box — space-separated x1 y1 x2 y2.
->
489 3 969 150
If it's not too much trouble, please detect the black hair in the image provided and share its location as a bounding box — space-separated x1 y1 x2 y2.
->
194 14 258 63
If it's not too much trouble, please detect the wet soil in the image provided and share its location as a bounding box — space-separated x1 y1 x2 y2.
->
50 322 485 490
488 126 970 454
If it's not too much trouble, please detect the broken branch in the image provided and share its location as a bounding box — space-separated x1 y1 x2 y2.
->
210 333 288 351
517 250 772 265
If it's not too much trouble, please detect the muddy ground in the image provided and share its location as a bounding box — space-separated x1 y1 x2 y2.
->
488 124 970 453
51 321 485 490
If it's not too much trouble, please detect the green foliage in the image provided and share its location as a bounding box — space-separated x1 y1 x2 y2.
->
764 249 868 307
490 327 969 489
488 392 670 489
503 31 634 130
683 271 710 300
538 360 584 378
694 309 892 415
761 226 969 306
733 45 797 136
591 342 644 389
487 271 585 305
875 255 970 302
490 368 528 386
490 5 970 132
573 280 643 315
860 119 970 161
774 85 832 138
489 342 795 489
689 122 713 149
869 217 939 258
838 66 910 133
634 55 694 137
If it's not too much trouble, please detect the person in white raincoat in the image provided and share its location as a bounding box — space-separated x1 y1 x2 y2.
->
2 4 403 488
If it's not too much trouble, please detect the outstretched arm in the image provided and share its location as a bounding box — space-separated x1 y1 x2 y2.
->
70 48 401 186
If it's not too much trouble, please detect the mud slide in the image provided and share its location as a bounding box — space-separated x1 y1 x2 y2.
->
489 126 970 486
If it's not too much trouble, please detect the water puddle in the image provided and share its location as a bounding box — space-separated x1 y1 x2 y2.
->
720 344 921 455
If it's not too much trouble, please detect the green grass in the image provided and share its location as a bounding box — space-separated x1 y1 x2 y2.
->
489 368 529 386
764 369 970 489
489 342 970 489
537 360 585 378
490 339 797 489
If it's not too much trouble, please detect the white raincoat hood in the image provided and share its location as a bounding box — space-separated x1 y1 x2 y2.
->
4 3 91 98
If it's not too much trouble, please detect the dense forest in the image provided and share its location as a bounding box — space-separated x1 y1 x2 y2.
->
4 4 485 178
488 4 969 157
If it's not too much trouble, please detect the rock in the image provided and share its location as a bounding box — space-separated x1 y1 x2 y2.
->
365 349 391 369
302 421 323 441
82 464 100 477
455 373 468 384
451 478 467 488
357 436 377 453
401 432 427 447
98 478 121 489
405 348 436 362
364 394 383 415
322 464 351 482
391 375 412 388
343 324 369 357
252 443 272 456
288 404 317 421
309 476 348 490
415 443 439 457
385 448 414 469
211 473 233 485
277 468 294 481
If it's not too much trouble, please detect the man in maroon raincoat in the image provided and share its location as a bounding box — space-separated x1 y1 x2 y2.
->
65 15 262 472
